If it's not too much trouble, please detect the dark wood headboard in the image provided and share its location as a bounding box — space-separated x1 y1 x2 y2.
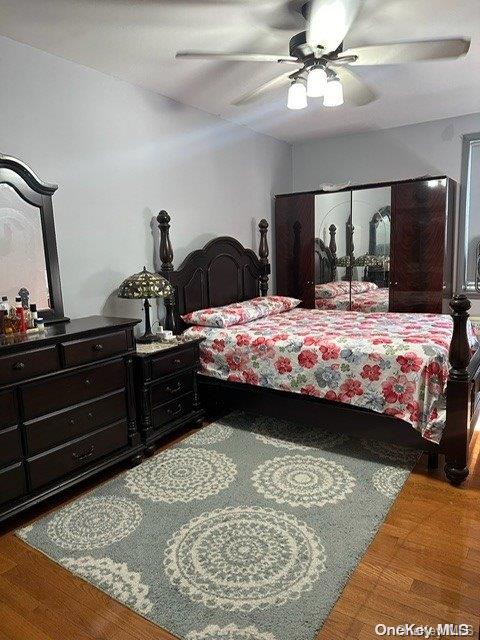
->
157 211 270 331
315 224 337 284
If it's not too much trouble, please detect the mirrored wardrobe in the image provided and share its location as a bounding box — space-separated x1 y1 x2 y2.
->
275 177 454 314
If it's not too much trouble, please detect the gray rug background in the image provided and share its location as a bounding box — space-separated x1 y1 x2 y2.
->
17 412 419 640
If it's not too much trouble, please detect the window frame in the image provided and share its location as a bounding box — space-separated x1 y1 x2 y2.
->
458 132 480 298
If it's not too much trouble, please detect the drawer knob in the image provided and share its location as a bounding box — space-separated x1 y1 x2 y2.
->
72 445 94 461
93 344 104 352
87 412 93 419
167 403 183 417
173 358 182 366
166 381 182 394
12 361 25 370
84 378 91 387
68 418 75 426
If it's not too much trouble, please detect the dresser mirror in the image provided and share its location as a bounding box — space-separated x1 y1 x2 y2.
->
0 155 66 323
314 186 391 312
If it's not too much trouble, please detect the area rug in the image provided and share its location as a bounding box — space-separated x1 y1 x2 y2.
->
17 412 419 640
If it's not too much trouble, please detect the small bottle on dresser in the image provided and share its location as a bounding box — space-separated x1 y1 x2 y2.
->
14 297 27 333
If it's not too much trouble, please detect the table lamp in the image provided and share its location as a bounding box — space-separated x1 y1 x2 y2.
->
118 267 174 343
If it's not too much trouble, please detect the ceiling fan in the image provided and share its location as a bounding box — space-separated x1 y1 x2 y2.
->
175 0 470 110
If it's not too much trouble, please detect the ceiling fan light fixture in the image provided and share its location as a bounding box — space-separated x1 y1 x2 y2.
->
323 76 344 107
287 79 308 110
306 65 327 97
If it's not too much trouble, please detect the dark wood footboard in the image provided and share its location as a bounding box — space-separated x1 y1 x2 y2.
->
442 295 477 484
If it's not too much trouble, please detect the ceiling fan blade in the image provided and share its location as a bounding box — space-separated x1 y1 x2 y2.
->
232 71 295 106
175 52 300 64
307 0 361 52
343 38 471 65
335 66 377 106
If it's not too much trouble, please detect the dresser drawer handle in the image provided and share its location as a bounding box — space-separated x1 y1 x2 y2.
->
173 358 182 366
167 403 183 417
87 412 94 419
72 445 94 461
84 378 91 387
68 418 75 426
166 381 182 394
12 361 25 370
92 344 104 352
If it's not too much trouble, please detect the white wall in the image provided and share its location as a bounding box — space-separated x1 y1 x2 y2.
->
293 113 480 191
0 36 292 324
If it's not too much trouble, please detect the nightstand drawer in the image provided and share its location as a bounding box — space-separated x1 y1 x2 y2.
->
151 347 196 378
28 420 128 490
0 426 22 467
22 360 126 419
0 346 59 385
0 390 17 429
0 462 26 506
151 372 194 407
25 391 127 455
61 331 128 367
152 393 194 429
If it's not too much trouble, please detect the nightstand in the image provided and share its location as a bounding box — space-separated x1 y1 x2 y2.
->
132 337 204 455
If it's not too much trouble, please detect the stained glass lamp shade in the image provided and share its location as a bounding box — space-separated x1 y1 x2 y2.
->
118 267 173 343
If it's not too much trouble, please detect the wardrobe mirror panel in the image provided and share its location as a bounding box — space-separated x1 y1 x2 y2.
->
314 191 351 310
351 186 391 312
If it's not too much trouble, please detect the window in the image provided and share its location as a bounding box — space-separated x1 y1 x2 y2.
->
459 133 480 295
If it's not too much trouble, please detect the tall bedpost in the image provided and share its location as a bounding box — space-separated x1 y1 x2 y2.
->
157 210 176 333
258 218 270 296
444 294 471 485
329 224 338 281
328 224 337 258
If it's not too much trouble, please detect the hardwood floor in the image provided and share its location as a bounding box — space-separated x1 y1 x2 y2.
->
1 425 479 640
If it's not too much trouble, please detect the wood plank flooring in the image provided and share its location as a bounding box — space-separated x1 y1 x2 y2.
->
1 425 479 640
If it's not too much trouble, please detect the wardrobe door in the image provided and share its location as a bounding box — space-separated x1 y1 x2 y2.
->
275 194 315 307
351 186 391 312
390 178 450 313
314 191 352 310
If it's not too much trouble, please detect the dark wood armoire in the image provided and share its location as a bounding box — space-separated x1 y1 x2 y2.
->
275 176 455 314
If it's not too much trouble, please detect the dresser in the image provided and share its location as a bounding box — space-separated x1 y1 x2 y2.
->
0 316 142 523
133 338 204 454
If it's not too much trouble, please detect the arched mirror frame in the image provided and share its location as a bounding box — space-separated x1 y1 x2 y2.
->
0 154 67 323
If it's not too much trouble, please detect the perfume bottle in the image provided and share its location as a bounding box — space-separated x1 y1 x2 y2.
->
14 297 27 333
29 303 38 329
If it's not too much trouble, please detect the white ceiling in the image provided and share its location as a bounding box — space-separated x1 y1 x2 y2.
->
0 0 478 143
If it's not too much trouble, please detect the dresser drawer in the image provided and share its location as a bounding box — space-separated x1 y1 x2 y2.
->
151 347 196 378
28 420 129 491
22 360 126 420
0 462 26 506
61 331 128 367
0 390 17 428
25 391 127 455
151 372 194 407
152 393 194 429
0 426 22 467
0 346 59 385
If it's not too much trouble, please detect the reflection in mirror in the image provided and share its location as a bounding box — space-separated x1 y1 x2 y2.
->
351 186 391 312
0 183 50 309
314 192 351 310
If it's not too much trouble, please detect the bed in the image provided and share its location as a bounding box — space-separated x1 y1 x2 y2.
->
315 284 389 312
157 211 480 485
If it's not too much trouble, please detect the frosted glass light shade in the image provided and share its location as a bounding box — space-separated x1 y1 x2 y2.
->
323 77 344 107
307 67 327 97
287 80 308 110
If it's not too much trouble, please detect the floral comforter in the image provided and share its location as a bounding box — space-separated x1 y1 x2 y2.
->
315 288 389 312
185 308 478 443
